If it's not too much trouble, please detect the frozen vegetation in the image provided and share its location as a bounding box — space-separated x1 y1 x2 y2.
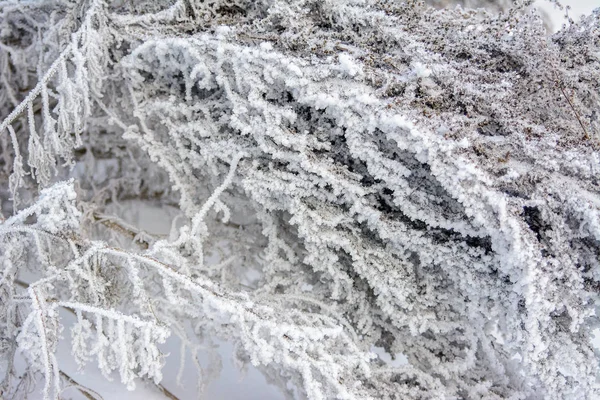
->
0 0 599 399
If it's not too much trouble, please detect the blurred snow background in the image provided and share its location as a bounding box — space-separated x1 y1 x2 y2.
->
535 0 598 32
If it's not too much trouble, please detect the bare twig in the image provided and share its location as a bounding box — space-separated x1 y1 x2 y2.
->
92 212 155 249
554 71 590 140
59 370 103 400
154 382 180 400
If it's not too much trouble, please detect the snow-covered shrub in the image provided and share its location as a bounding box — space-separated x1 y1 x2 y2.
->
1 0 599 399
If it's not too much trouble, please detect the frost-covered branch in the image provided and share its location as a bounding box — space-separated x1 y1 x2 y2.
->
1 0 599 399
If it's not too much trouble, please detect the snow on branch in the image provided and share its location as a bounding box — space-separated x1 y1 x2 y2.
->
1 0 599 399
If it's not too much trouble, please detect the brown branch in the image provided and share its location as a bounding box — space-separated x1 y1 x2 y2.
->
154 382 180 400
554 71 590 140
59 370 103 400
92 212 153 249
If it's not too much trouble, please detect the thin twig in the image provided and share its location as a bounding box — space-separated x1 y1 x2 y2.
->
554 71 590 140
59 370 103 400
155 382 180 400
92 212 155 249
